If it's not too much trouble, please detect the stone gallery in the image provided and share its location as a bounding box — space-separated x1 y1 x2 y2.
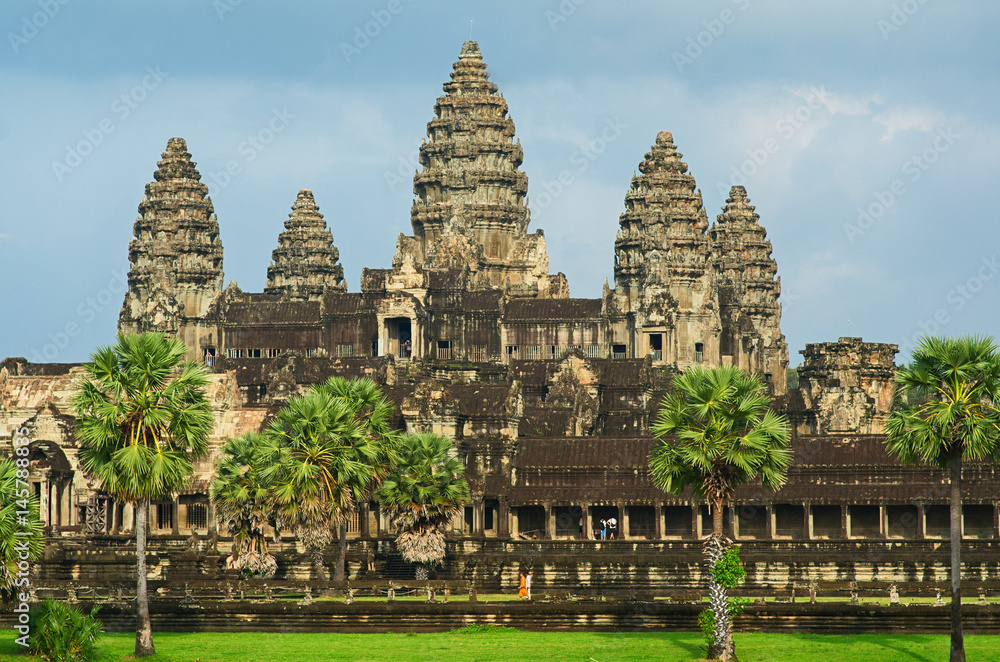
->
2 42 997 591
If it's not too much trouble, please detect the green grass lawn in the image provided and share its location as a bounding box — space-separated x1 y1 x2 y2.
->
2 630 998 662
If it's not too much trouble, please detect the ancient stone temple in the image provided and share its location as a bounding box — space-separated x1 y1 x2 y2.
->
118 137 224 356
3 41 998 595
395 39 568 299
265 189 347 300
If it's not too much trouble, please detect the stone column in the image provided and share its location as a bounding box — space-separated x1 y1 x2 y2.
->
654 503 663 540
992 503 999 540
40 479 50 527
498 498 509 538
359 502 371 539
804 503 814 540
511 507 519 537
172 496 180 535
879 505 888 539
544 502 555 540
581 501 591 540
122 503 134 533
207 498 217 539
841 505 850 539
730 505 739 539
475 500 486 537
616 500 625 540
917 504 927 540
766 505 775 540
692 504 701 540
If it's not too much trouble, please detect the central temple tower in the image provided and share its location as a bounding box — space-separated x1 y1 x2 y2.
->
393 41 567 298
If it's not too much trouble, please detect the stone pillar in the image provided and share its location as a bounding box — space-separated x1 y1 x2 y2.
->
879 505 888 539
805 503 814 540
475 500 486 537
841 505 850 539
730 505 740 539
766 505 775 540
511 507 519 537
917 504 927 540
544 502 555 540
172 496 181 535
207 498 217 538
122 503 134 533
992 503 999 540
654 503 663 540
692 504 701 539
359 502 371 539
40 479 50 527
498 499 509 538
616 500 625 539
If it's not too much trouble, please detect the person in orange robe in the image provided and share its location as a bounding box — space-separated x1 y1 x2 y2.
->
518 572 528 599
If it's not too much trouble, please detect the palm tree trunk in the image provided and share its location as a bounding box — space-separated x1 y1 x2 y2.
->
135 499 155 657
333 521 348 581
949 443 966 662
311 545 328 581
706 503 735 661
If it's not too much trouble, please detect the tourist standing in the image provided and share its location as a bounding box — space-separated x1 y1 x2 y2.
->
526 571 532 600
599 518 607 540
608 516 617 539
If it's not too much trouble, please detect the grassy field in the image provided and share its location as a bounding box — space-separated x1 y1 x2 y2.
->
1 630 998 662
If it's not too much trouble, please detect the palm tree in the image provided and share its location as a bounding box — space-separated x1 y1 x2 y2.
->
0 458 44 602
649 365 791 661
210 432 277 578
73 332 213 657
885 335 1000 662
264 378 397 580
317 377 398 581
376 432 469 580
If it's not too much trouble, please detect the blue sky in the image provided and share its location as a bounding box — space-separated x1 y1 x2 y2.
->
2 0 998 365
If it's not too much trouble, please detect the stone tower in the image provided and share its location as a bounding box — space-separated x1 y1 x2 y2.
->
793 337 898 434
119 137 223 352
710 185 788 393
394 41 567 298
613 131 718 367
265 189 346 300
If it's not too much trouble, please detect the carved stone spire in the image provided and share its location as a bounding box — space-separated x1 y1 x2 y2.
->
613 132 717 368
393 41 566 298
119 137 223 335
265 189 346 300
710 185 788 391
614 131 712 299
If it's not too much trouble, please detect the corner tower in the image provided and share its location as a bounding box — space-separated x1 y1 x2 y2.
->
393 41 567 298
119 138 223 351
710 185 788 392
265 189 346 300
613 131 719 368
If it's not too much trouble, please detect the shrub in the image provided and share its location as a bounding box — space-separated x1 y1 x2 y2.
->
28 599 103 661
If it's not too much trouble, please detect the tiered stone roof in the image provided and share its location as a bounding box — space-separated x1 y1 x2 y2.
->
120 137 223 333
265 189 346 300
710 185 781 316
395 41 565 297
710 185 788 388
614 131 712 295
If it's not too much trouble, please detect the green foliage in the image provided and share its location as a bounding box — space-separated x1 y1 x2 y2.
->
885 335 1000 468
649 365 792 513
211 432 278 578
453 623 515 634
0 458 43 601
785 367 799 390
263 377 399 536
72 332 213 502
28 599 103 661
698 607 716 646
710 545 746 590
377 432 469 569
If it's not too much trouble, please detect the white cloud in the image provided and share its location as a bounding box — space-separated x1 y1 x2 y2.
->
873 107 951 141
